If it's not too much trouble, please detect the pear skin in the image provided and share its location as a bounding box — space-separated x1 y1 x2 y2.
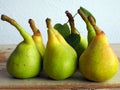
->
1 15 41 79
29 19 45 59
79 16 119 82
43 18 77 80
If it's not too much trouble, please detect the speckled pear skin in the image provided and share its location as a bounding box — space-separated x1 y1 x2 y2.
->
1 15 41 79
43 18 77 80
79 16 119 82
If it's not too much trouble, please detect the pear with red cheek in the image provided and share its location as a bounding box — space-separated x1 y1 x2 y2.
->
79 16 119 82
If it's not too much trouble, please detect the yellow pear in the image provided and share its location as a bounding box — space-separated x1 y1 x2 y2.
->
79 16 119 82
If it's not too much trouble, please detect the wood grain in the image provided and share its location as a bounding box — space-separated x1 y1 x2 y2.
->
0 44 15 62
0 44 120 89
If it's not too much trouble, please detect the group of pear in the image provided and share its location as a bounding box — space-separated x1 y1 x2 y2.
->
1 7 119 82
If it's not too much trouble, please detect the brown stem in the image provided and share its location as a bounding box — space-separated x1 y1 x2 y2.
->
46 18 52 29
65 11 74 22
88 16 103 35
28 19 40 35
65 11 79 34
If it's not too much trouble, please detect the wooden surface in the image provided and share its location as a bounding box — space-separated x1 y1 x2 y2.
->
0 44 120 89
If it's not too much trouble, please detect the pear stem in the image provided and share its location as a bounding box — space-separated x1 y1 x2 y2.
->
29 19 41 36
73 12 78 19
65 11 79 34
66 12 78 24
46 18 52 30
88 16 103 35
1 14 33 44
78 8 89 23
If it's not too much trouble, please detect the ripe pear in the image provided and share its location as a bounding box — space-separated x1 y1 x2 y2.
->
28 19 45 59
1 15 41 79
65 11 88 59
43 18 77 80
78 7 96 45
79 16 119 82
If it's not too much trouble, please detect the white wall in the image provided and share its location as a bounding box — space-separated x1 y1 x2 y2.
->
0 0 120 44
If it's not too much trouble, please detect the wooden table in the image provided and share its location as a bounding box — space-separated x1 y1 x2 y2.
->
0 44 120 89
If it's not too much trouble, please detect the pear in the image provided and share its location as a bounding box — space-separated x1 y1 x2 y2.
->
78 7 96 45
65 11 88 59
28 19 45 59
43 18 77 80
1 15 41 79
79 16 119 82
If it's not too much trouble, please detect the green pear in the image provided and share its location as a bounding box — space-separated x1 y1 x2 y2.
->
1 15 41 79
65 11 88 59
78 7 96 45
79 16 119 82
28 19 45 59
43 18 77 80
